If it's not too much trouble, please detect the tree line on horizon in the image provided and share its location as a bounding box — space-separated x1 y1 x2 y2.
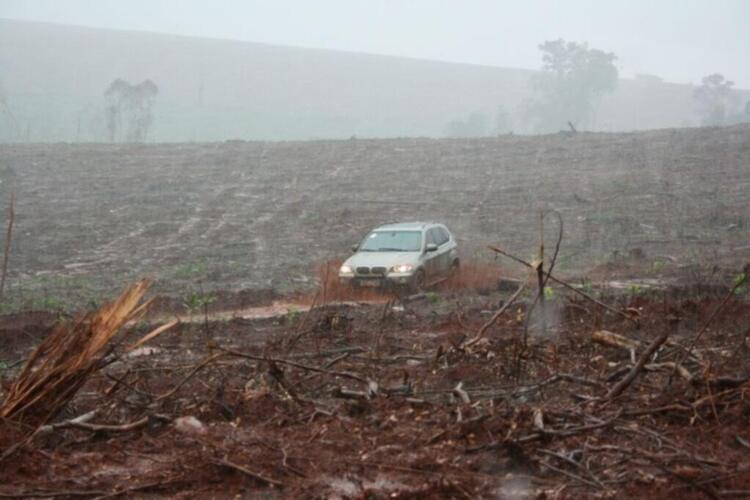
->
442 39 750 138
1 38 749 142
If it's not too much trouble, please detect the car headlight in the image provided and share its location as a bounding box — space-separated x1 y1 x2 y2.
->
390 264 414 274
340 264 353 275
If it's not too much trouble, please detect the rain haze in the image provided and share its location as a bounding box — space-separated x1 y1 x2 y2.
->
1 0 750 140
0 1 750 498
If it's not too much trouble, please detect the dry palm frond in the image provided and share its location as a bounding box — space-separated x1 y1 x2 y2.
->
0 279 159 426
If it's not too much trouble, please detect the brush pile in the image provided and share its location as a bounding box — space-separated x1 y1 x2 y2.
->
1 267 750 497
0 280 152 427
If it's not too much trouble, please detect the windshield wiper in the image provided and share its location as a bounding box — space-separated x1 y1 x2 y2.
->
378 248 406 252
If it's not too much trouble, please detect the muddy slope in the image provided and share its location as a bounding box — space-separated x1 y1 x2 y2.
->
0 124 748 304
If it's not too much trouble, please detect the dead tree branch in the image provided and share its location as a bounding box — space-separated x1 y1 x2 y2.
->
488 244 637 325
0 192 14 302
606 331 669 400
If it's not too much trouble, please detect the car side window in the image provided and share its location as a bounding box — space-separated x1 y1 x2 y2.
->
426 229 437 246
437 227 450 245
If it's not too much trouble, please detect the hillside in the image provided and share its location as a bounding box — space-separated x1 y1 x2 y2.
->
0 124 748 307
1 19 745 142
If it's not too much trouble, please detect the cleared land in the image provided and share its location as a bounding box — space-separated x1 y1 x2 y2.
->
0 124 749 309
0 125 749 497
1 271 750 497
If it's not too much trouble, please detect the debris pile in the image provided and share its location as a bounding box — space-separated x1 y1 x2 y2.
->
1 265 749 497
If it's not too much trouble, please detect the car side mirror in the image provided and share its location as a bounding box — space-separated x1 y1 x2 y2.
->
425 243 438 252
351 244 359 252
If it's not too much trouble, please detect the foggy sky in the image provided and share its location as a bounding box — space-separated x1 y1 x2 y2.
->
1 0 749 87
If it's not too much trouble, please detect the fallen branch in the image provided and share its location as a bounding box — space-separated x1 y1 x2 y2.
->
37 410 98 434
154 353 225 402
488 245 637 325
40 414 169 434
214 458 284 487
605 331 669 400
219 347 369 384
467 411 622 452
288 346 365 359
463 282 526 348
126 318 179 352
0 280 153 426
675 263 749 374
591 330 640 350
0 192 14 302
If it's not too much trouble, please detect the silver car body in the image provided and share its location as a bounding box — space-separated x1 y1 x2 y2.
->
339 222 459 290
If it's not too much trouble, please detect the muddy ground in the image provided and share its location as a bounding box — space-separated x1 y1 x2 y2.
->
1 259 750 498
0 125 749 497
0 124 748 309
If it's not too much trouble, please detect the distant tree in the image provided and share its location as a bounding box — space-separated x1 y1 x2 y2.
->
104 78 159 142
693 74 738 126
526 39 618 133
104 78 128 142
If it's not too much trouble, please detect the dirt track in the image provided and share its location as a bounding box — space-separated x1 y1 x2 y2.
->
0 124 748 309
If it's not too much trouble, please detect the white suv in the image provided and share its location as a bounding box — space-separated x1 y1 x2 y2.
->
339 222 459 292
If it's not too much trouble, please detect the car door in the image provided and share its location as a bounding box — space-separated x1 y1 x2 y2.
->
422 228 441 280
434 227 452 275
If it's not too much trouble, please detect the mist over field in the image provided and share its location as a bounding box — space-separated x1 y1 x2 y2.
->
0 17 748 142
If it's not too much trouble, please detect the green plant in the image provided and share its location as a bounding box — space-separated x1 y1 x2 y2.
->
33 296 65 311
174 259 208 280
543 286 555 300
425 292 441 304
626 284 644 296
183 290 216 313
286 307 301 325
652 260 666 272
734 273 747 295
579 278 594 294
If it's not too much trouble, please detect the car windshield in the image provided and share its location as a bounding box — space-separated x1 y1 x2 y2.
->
359 230 422 252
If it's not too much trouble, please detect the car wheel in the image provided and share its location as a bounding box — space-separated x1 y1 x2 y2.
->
449 259 460 276
410 270 426 294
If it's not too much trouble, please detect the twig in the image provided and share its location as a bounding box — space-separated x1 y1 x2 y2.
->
464 282 526 348
527 211 563 339
154 353 224 401
605 331 669 400
213 458 284 487
219 347 369 384
37 410 99 434
468 411 621 452
541 459 601 489
539 449 606 489
0 192 14 302
488 244 636 325
40 414 169 434
674 264 749 377
0 489 108 498
288 346 365 359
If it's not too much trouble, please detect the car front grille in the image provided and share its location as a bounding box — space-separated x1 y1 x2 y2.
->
371 267 387 275
356 266 370 275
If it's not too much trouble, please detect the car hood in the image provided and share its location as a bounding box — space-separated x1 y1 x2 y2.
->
344 251 421 269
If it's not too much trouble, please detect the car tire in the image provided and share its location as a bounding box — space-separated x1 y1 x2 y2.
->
410 270 426 294
450 259 460 275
